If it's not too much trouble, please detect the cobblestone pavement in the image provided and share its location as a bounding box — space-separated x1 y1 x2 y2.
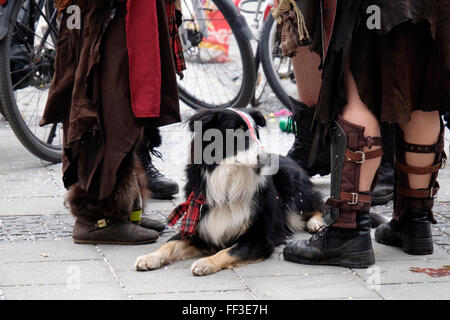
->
1 92 449 300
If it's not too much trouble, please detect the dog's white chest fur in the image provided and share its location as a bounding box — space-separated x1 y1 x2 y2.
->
196 156 266 248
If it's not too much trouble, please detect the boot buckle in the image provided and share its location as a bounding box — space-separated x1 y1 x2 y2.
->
431 186 439 199
441 157 447 170
347 193 359 205
355 151 366 164
96 219 108 228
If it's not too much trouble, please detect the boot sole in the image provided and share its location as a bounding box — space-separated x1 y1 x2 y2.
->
73 238 158 245
375 233 433 255
283 250 375 269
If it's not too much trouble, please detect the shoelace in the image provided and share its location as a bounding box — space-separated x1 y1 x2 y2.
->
141 149 165 179
146 162 164 179
308 225 328 243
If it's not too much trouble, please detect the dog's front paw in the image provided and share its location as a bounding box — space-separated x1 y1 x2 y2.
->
135 252 165 271
191 258 220 276
307 214 325 233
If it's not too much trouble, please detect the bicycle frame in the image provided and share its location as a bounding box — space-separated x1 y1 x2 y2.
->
179 0 254 51
179 0 210 50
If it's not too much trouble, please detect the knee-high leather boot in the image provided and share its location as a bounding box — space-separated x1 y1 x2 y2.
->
375 120 446 255
283 115 382 267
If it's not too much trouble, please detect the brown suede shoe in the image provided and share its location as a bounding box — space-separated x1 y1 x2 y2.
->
72 217 159 245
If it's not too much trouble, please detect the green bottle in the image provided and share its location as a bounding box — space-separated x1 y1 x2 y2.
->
279 117 297 133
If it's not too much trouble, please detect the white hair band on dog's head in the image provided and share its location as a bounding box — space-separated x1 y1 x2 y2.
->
227 108 264 149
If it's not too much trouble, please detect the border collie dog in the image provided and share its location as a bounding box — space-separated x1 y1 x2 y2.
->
135 108 325 276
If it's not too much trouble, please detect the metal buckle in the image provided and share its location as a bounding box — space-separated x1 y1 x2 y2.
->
97 219 107 228
355 151 366 164
347 193 359 205
431 186 439 199
441 157 447 170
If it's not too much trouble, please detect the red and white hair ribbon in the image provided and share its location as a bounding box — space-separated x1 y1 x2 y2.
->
228 108 264 149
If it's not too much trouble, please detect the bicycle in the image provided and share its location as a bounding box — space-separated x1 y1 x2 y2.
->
177 0 257 109
0 0 262 163
258 8 299 109
239 0 298 109
0 0 62 163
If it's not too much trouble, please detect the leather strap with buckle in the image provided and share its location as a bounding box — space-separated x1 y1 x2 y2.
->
326 192 372 209
396 183 440 199
345 148 383 164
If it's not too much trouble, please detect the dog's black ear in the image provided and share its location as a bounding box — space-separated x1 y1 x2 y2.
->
247 109 266 128
188 110 220 132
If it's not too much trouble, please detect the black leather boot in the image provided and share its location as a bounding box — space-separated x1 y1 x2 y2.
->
284 210 375 268
375 208 434 255
375 121 446 255
287 97 330 176
139 149 179 200
284 116 382 267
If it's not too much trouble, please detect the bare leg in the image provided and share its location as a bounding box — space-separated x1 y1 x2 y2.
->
398 111 441 189
291 46 322 107
341 69 382 192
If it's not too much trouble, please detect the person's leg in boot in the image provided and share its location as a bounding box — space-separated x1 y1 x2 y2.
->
375 111 445 255
67 2 160 245
138 126 179 200
287 47 330 176
283 70 382 267
371 123 395 207
70 153 159 245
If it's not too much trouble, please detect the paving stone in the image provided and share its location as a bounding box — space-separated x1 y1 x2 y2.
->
130 289 254 300
1 283 127 300
0 197 66 216
0 238 100 263
241 273 379 300
0 260 115 286
353 258 450 285
234 255 351 278
117 268 245 295
375 282 450 300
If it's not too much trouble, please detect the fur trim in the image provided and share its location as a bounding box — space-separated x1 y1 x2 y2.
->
65 152 150 220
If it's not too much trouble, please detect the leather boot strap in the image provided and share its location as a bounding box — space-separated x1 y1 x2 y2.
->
326 192 372 210
393 121 446 225
345 148 383 163
397 180 440 198
330 116 383 230
400 140 443 154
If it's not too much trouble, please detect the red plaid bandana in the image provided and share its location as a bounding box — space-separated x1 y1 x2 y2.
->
165 0 186 78
167 191 206 238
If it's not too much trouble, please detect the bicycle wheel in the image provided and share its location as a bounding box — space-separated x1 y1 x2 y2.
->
259 13 298 110
0 0 62 163
238 0 263 14
178 0 256 109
